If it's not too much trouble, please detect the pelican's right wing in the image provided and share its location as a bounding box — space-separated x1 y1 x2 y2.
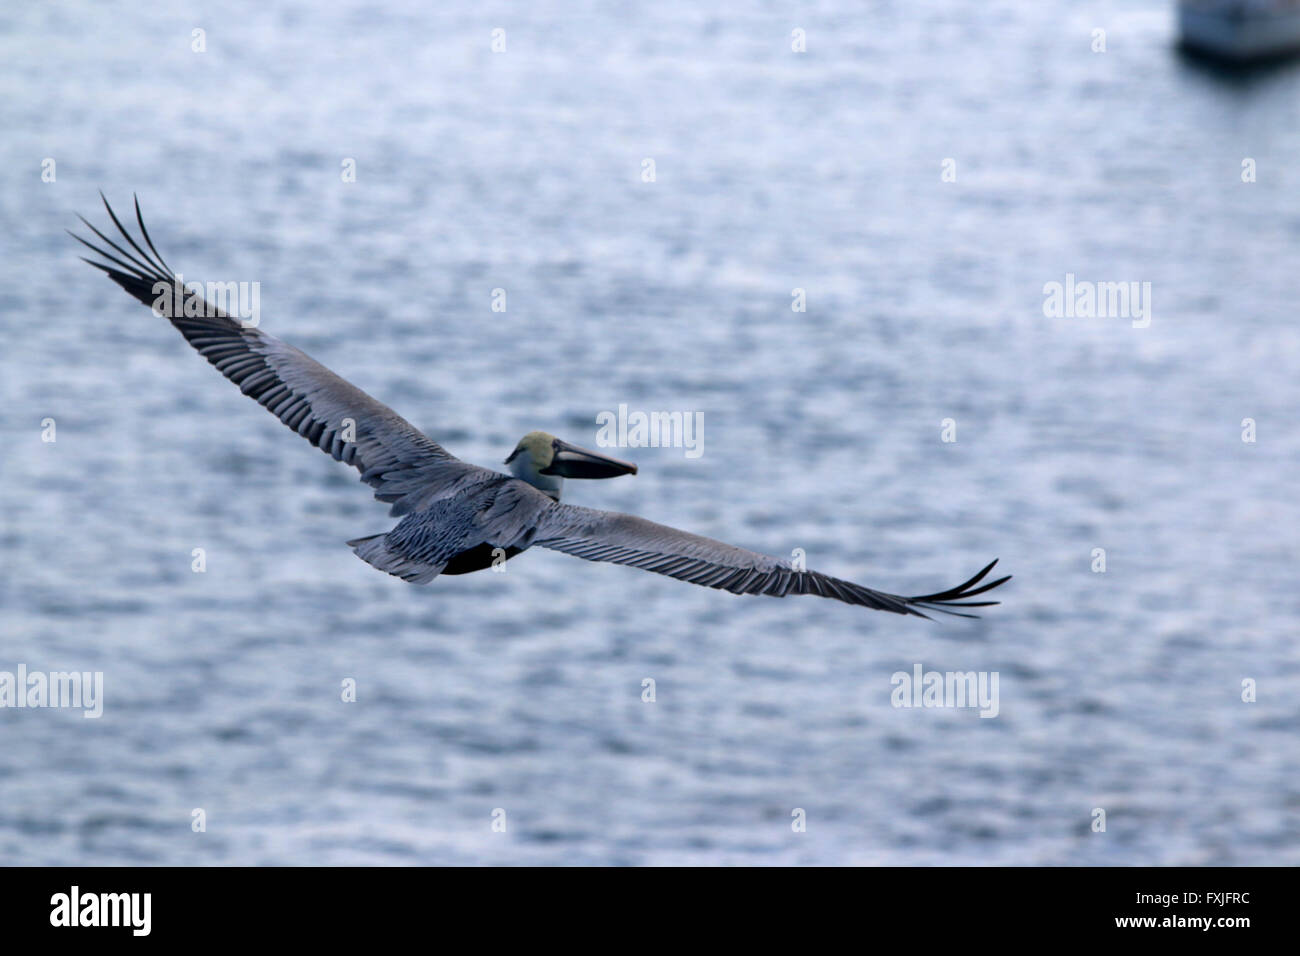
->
72 194 490 516
533 504 1009 618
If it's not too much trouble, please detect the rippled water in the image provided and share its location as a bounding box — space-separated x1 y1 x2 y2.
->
1 0 1298 865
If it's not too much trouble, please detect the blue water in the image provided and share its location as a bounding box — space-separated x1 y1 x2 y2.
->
1 0 1298 865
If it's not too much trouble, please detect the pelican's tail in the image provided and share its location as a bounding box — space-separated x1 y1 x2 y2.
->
346 533 444 585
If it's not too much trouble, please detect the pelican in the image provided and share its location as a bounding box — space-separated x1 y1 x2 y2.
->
72 195 1009 619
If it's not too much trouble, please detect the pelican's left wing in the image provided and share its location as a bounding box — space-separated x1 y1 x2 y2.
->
533 504 1009 618
72 194 491 516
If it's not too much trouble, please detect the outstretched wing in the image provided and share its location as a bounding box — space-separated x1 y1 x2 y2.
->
72 194 490 516
533 504 1009 618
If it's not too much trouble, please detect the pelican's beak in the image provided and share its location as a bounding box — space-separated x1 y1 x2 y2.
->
543 440 638 479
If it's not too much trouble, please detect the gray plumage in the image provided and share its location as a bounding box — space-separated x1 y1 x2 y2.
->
73 194 1010 619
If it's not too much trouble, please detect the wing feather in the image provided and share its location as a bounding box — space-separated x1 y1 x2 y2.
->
534 504 1009 618
74 194 490 515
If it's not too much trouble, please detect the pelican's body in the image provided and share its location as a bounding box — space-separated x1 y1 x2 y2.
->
73 196 1009 619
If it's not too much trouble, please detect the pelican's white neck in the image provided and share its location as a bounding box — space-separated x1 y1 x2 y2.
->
509 451 564 500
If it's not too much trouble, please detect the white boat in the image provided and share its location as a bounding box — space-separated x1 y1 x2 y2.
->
1179 0 1300 60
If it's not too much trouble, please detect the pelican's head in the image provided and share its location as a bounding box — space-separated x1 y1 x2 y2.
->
504 430 637 500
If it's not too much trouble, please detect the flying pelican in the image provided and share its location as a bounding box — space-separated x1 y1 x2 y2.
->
71 195 1009 619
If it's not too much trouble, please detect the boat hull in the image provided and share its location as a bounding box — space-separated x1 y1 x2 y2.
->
1179 2 1300 60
